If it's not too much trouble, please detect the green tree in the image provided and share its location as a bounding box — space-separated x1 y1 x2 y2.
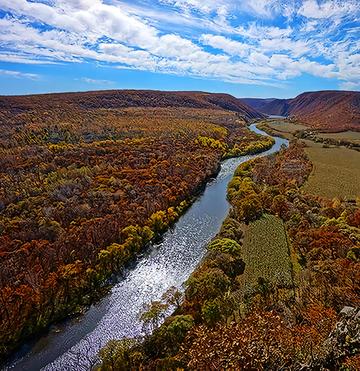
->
140 300 169 334
208 238 242 255
202 299 221 326
98 339 137 371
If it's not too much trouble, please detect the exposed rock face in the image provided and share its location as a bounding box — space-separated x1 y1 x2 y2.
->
309 306 360 369
325 307 359 361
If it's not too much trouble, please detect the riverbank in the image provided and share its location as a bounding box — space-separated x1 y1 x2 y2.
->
3 122 282 367
1 108 273 363
102 128 360 369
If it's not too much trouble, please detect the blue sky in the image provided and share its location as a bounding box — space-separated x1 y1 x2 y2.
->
0 0 359 98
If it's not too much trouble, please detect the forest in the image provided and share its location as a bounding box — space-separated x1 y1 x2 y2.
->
0 92 271 360
99 141 360 369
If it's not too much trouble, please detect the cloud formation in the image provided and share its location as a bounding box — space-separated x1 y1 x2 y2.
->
0 68 39 80
0 0 359 89
80 77 115 85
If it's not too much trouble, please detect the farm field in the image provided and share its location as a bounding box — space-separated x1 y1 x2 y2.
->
303 140 360 199
315 131 360 145
257 119 308 140
267 120 308 134
241 214 293 296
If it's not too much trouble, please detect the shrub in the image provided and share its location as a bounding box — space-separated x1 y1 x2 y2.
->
219 217 244 241
202 300 221 326
206 251 245 278
165 315 194 344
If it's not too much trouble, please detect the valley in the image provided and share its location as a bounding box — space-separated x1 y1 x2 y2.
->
111 120 359 370
0 90 359 370
1 0 359 369
244 90 360 131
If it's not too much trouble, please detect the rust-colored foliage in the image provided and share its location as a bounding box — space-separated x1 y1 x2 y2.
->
136 142 359 370
244 90 360 131
0 91 265 359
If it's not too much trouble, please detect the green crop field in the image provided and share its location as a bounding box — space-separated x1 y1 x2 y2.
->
303 141 360 199
241 214 293 296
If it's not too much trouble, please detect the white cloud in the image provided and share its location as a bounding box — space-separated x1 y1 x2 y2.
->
248 52 270 65
0 0 358 89
298 0 358 19
237 23 293 40
0 68 39 79
340 81 360 90
0 0 159 47
80 77 114 85
0 53 58 64
159 0 227 14
161 0 296 18
269 54 337 79
201 34 249 57
260 38 310 57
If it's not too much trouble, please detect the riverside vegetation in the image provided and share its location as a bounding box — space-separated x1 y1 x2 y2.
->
0 92 274 361
98 140 360 370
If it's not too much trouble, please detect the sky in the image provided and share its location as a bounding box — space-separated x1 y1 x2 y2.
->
0 0 359 98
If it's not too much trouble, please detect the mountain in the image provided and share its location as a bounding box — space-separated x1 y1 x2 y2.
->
242 91 360 131
0 90 264 121
242 98 289 117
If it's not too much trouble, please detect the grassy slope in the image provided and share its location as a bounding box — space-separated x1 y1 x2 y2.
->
241 214 293 296
243 91 360 131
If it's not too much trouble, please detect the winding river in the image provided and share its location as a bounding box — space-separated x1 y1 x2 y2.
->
6 124 288 371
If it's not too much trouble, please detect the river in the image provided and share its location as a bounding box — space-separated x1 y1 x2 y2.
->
5 123 288 371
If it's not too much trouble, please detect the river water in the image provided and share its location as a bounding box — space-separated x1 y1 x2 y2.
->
6 124 288 371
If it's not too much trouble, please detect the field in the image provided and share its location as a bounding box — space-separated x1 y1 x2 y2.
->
267 120 308 134
133 141 360 370
241 214 293 295
260 121 360 199
257 119 308 140
315 131 360 145
303 140 360 199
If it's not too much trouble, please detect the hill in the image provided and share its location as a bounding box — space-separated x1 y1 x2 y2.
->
242 91 360 131
242 98 289 116
0 90 264 120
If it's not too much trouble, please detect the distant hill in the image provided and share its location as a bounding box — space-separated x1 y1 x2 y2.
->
0 90 264 121
242 91 360 131
242 98 289 117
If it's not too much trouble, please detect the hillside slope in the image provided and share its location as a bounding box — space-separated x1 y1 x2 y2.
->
242 91 360 131
0 90 264 120
242 98 289 116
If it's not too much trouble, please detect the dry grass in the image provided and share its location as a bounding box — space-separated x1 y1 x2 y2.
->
315 131 360 145
267 120 308 134
303 141 360 199
241 214 292 295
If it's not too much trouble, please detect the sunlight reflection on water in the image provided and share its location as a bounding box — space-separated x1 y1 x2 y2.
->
8 125 288 371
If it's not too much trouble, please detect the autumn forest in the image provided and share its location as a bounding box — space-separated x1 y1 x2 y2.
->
0 91 274 361
0 89 359 370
